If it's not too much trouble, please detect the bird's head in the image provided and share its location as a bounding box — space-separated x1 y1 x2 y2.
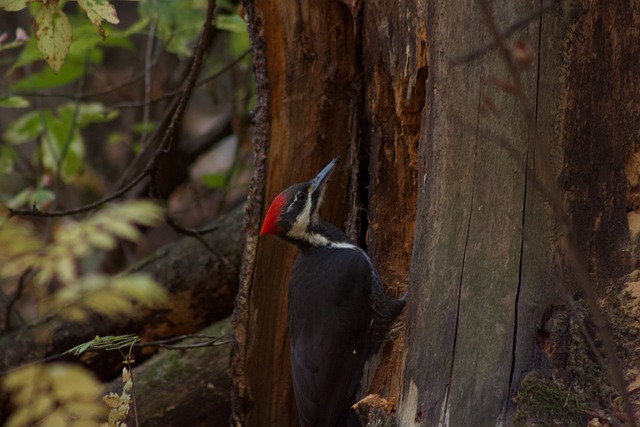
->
260 156 340 241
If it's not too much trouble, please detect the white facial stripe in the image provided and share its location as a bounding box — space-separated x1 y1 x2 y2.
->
286 190 313 240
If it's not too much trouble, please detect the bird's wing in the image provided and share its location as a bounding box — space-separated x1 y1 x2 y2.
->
289 247 374 427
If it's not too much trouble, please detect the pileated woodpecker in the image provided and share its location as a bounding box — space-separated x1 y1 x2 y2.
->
260 156 406 427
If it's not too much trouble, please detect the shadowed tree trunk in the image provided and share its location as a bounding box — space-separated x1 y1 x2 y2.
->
232 0 640 425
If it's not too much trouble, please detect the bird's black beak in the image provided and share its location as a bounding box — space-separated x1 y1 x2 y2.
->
310 156 340 195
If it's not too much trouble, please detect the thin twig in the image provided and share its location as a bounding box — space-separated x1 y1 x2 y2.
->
6 94 179 219
134 334 228 350
13 50 251 111
107 49 251 110
7 0 218 221
139 13 157 149
148 0 219 252
452 0 557 65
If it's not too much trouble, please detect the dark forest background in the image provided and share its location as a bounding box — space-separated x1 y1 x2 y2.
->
1 0 639 426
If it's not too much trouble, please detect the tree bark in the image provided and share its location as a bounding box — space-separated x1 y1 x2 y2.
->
233 0 640 425
230 1 359 425
400 0 640 425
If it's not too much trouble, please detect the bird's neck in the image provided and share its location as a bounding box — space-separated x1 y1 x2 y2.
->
284 219 352 250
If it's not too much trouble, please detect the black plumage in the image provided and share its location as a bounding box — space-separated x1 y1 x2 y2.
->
260 157 406 427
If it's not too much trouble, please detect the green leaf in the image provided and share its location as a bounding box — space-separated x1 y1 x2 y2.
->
29 188 55 208
0 96 29 108
106 131 126 145
65 334 140 355
34 2 72 72
0 146 17 174
11 57 88 91
77 0 119 39
203 173 227 189
215 13 247 33
58 102 119 127
4 110 42 144
9 33 42 70
113 15 150 38
40 111 85 182
0 0 27 12
138 0 207 56
228 30 250 59
133 120 155 135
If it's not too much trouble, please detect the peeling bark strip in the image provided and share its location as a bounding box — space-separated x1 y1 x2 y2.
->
232 0 424 421
229 0 268 423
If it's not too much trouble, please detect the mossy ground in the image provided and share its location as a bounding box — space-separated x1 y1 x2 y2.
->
515 269 640 425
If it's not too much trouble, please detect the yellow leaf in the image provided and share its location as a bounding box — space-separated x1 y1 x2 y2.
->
33 258 55 286
3 364 45 400
1 254 38 280
77 0 119 39
84 292 133 317
55 253 77 284
34 2 72 72
122 200 165 224
102 219 140 241
86 230 116 250
5 407 38 427
0 0 27 12
65 400 105 417
59 305 88 322
72 419 104 427
49 364 102 400
102 392 120 409
3 364 50 427
113 274 168 305
40 409 67 427
30 394 55 420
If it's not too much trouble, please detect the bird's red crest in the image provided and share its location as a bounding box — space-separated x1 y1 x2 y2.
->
260 192 287 235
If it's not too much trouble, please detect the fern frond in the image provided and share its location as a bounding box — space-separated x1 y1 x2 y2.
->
44 273 168 321
0 200 164 287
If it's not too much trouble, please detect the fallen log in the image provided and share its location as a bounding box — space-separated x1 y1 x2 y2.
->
0 205 244 378
103 318 232 427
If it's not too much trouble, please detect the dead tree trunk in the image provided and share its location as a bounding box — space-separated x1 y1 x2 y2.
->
400 0 640 425
232 0 640 425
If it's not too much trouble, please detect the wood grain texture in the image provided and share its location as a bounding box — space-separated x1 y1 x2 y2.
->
359 0 426 398
234 0 640 424
400 0 549 425
233 0 358 425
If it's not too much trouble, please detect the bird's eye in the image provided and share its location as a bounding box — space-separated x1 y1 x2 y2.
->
295 191 307 202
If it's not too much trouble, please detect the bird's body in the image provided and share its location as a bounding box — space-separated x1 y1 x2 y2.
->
260 157 406 427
